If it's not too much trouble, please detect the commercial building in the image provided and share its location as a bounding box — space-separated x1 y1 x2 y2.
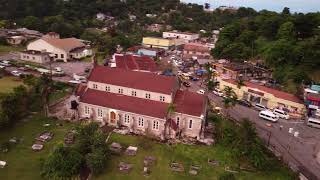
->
142 37 184 50
304 85 320 121
76 66 207 139
218 78 305 117
183 43 211 59
20 50 51 64
212 62 271 80
163 31 199 42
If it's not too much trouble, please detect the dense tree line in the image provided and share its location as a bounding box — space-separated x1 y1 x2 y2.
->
212 8 320 93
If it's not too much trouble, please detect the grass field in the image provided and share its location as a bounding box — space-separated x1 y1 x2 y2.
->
0 115 76 180
0 122 295 180
0 45 24 55
95 134 295 180
0 76 23 93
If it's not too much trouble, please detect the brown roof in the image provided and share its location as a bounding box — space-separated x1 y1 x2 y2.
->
224 79 303 104
80 89 168 119
174 90 206 117
42 37 85 52
114 54 158 72
184 43 210 53
88 66 177 95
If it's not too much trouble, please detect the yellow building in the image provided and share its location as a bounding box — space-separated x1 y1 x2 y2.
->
142 37 183 50
218 78 306 116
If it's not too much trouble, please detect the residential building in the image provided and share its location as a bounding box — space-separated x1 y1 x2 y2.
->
111 54 158 72
212 62 271 80
218 78 305 117
163 31 199 42
27 37 92 62
43 32 60 39
76 66 207 139
20 50 51 64
142 37 184 50
183 43 211 59
6 36 26 45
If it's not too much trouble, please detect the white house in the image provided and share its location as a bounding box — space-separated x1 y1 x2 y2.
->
163 31 200 43
27 37 92 62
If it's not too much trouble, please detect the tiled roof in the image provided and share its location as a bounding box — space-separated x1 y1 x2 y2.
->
184 43 210 53
80 89 168 119
224 79 303 104
42 37 85 52
114 54 158 72
88 66 177 95
174 90 206 117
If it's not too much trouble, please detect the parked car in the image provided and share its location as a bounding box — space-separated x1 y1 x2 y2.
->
68 80 81 84
254 103 267 111
212 89 224 97
238 99 252 107
273 108 290 120
197 89 205 94
190 76 199 81
11 70 22 77
182 81 191 87
259 110 279 122
0 61 10 67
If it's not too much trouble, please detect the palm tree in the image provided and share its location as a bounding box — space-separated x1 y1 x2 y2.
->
223 87 238 117
39 74 54 117
165 103 176 139
237 79 245 89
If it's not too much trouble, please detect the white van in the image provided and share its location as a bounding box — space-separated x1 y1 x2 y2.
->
307 117 320 128
273 108 290 120
259 110 279 122
255 103 267 111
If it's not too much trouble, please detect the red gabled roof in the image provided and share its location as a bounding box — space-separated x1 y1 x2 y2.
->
174 90 206 117
224 79 303 104
88 66 177 95
115 54 158 72
80 89 168 119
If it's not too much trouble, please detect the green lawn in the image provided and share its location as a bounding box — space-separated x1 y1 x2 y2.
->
0 121 295 180
0 115 76 180
0 76 23 93
0 45 24 55
96 134 295 180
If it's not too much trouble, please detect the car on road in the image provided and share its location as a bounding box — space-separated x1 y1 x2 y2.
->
259 110 279 122
254 103 267 111
182 81 191 87
212 89 224 97
238 99 252 107
11 70 22 77
273 108 290 120
197 89 205 94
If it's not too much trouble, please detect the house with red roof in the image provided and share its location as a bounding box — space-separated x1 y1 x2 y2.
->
111 54 158 72
76 66 207 139
183 43 211 59
218 78 305 116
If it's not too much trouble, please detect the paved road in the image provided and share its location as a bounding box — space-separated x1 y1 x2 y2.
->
185 80 320 179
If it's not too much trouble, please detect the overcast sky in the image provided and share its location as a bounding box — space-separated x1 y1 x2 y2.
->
181 0 320 13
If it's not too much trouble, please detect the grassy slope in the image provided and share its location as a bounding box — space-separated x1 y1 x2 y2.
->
0 45 24 55
0 76 23 93
96 134 294 180
0 115 75 180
